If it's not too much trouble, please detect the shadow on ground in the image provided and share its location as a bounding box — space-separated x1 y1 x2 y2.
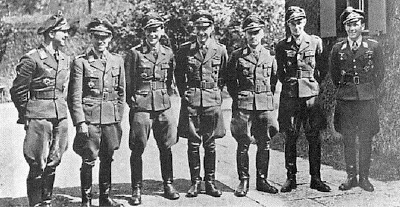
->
0 179 234 206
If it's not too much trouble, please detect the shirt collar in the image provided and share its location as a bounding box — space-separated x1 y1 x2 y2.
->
348 36 362 47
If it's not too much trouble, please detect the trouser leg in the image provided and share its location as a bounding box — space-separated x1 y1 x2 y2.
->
27 165 43 207
80 160 94 206
256 140 277 194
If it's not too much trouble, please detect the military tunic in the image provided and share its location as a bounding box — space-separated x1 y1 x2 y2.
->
175 39 227 140
226 45 278 142
125 42 177 150
68 48 125 160
10 44 70 169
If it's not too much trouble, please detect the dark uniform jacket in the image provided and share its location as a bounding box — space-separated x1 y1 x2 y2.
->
125 42 175 111
330 38 384 100
175 39 228 107
226 45 278 111
10 44 70 124
275 33 324 98
68 48 125 125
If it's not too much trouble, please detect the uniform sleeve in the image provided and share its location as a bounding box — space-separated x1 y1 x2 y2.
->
225 51 238 101
166 51 176 91
124 49 139 107
67 58 86 126
174 47 187 97
275 42 286 84
218 45 229 90
10 56 36 124
270 57 278 93
329 44 341 87
373 42 384 87
315 36 327 83
118 56 126 121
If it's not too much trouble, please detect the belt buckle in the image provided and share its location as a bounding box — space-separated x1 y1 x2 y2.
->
151 81 157 90
255 85 261 93
297 70 302 78
353 76 360 85
200 81 206 89
102 92 109 100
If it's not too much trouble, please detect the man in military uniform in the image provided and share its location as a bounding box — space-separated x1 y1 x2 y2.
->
175 10 227 198
124 12 179 205
330 7 384 192
67 18 125 206
275 6 331 193
226 15 279 197
10 12 70 207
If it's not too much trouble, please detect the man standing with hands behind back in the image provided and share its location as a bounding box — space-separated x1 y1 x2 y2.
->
330 7 384 192
10 11 71 207
275 6 331 193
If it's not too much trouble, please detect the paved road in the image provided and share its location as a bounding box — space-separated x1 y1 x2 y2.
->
1 96 400 206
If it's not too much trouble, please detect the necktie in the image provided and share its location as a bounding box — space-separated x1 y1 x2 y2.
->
352 41 358 53
201 45 207 57
54 50 59 61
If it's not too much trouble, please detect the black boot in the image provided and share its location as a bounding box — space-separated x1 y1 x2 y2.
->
234 142 250 197
281 133 298 193
281 173 296 193
204 139 222 197
359 177 374 192
130 153 142 205
99 160 123 207
255 142 277 194
27 167 43 207
359 136 374 192
160 148 179 200
310 176 331 192
80 162 93 207
187 141 202 197
234 179 249 197
41 167 55 207
339 165 358 191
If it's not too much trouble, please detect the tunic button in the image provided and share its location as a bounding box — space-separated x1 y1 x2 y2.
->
353 59 356 62
353 66 356 69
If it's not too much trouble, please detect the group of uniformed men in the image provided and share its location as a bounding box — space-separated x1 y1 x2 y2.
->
10 5 383 207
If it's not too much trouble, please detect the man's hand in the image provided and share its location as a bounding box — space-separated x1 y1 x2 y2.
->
77 122 89 137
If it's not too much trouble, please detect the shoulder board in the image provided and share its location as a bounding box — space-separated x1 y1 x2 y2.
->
180 42 191 47
366 38 378 43
132 43 142 50
311 35 321 40
26 49 37 56
111 52 122 56
161 44 172 51
75 54 86 60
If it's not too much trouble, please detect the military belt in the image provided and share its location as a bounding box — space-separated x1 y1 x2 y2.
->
296 70 313 78
140 81 166 91
101 91 119 101
189 81 217 89
342 74 373 85
250 84 271 93
30 90 61 100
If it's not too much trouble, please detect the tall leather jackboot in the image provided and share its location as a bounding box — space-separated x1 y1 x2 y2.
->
359 137 374 192
255 141 277 194
99 160 123 207
187 140 202 197
204 139 222 197
27 167 43 207
130 153 142 205
80 162 93 207
339 165 358 191
234 142 250 197
308 135 331 192
281 134 297 193
160 148 180 200
41 167 56 207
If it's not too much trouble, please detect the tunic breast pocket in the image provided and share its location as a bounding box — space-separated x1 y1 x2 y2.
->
262 63 272 77
304 50 316 68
